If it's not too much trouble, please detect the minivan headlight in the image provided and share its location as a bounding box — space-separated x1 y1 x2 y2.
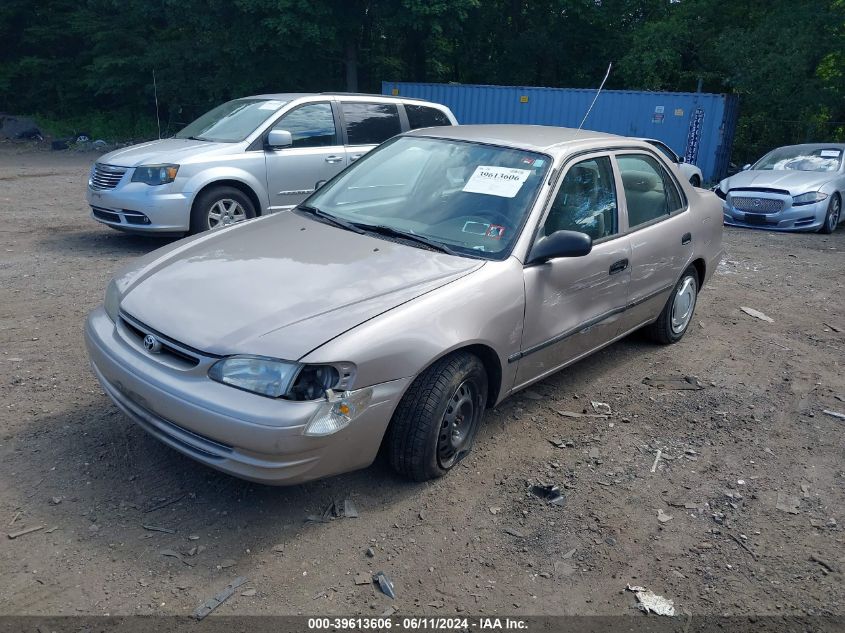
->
104 279 121 322
792 191 828 206
131 164 179 185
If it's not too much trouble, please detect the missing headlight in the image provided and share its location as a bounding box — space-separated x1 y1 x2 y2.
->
288 365 340 401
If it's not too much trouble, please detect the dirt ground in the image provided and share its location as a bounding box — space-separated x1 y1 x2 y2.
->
0 144 843 619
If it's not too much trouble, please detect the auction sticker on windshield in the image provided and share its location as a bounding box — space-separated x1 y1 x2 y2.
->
463 166 531 198
821 150 841 158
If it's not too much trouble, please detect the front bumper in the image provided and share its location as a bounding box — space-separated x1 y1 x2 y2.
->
84 307 410 485
722 195 827 232
87 181 193 233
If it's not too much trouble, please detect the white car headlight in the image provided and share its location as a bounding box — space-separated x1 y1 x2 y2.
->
104 279 121 322
792 191 828 206
208 356 300 398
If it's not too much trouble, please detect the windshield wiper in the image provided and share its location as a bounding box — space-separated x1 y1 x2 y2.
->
296 205 365 234
352 223 457 255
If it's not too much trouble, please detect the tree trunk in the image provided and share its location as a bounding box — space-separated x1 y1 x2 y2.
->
345 39 358 92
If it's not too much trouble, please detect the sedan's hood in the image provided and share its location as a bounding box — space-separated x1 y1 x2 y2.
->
97 138 233 168
119 212 483 359
721 169 834 195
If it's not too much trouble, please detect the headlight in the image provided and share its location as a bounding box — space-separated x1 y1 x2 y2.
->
713 184 727 200
303 388 373 436
104 279 121 321
131 164 179 185
208 356 300 398
792 191 828 206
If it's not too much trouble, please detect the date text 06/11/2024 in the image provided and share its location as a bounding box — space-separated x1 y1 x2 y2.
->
306 617 529 630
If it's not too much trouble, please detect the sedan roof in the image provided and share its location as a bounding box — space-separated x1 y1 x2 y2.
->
406 124 627 153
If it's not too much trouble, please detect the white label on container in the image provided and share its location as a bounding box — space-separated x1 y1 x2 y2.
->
820 149 841 157
462 166 531 198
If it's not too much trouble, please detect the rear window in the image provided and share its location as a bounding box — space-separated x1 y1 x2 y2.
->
342 103 402 146
405 104 452 129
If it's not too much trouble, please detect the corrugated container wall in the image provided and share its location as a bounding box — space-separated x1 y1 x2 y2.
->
383 82 739 183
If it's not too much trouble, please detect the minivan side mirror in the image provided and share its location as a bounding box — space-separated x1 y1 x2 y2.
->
267 129 293 149
678 155 686 164
527 230 592 264
742 163 752 171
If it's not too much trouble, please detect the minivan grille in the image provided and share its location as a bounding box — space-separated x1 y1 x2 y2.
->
90 163 126 190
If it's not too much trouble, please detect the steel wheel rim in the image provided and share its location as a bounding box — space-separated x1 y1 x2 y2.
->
437 380 479 469
670 276 697 334
829 197 841 231
207 198 247 229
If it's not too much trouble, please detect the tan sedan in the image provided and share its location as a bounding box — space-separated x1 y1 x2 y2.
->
85 125 724 485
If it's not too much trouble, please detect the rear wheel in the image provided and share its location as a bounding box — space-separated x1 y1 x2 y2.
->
689 174 701 188
648 266 698 344
190 186 256 234
387 352 488 481
819 194 841 234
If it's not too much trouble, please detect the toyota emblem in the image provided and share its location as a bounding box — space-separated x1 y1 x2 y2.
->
143 334 162 354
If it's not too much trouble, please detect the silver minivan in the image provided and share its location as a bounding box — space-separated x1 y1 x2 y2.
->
86 93 457 234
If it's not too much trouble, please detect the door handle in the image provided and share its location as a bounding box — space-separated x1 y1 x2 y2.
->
609 259 629 275
325 155 343 164
350 153 363 162
681 232 692 245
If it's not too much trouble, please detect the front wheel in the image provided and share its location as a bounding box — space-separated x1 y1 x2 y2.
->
387 352 488 481
648 267 699 344
190 186 256 235
819 194 841 234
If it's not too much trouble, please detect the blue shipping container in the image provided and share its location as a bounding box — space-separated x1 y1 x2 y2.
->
382 81 739 183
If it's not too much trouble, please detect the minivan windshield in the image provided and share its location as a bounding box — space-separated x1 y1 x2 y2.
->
305 136 550 260
174 98 288 143
754 146 843 172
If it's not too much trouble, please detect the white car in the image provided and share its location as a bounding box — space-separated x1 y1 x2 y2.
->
645 138 704 188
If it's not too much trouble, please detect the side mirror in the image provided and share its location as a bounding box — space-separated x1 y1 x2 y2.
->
678 156 686 164
742 163 752 171
267 129 293 149
527 230 592 264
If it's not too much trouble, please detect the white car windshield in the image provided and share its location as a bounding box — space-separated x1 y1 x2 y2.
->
305 136 551 260
754 146 843 172
174 98 287 143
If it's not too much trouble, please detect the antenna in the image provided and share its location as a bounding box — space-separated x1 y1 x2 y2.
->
153 69 162 139
578 62 612 131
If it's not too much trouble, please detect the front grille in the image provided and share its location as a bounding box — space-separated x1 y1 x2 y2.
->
119 312 202 368
90 163 126 190
731 196 784 213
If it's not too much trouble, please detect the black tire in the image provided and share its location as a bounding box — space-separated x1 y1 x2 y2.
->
387 352 488 481
189 186 256 235
689 174 701 188
818 193 841 234
648 266 699 345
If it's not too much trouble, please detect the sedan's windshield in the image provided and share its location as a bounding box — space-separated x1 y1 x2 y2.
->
754 146 843 172
305 136 551 259
174 98 288 143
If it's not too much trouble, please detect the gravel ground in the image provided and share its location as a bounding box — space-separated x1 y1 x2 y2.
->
0 145 843 618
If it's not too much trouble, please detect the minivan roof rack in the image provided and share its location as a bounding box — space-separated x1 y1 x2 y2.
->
321 92 431 102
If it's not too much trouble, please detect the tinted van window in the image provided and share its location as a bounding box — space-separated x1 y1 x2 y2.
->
405 105 451 129
342 103 402 145
272 102 337 148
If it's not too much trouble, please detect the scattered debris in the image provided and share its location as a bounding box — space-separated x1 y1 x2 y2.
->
8 525 44 539
591 401 612 415
373 571 396 599
643 376 704 390
810 554 839 573
160 549 194 567
8 511 20 526
822 410 845 421
381 607 396 617
503 527 525 538
488 507 501 515
50 497 62 505
193 576 247 620
657 509 673 523
240 588 257 597
650 449 663 473
740 307 773 323
366 547 375 558
142 524 176 534
144 494 186 513
626 585 676 616
562 548 576 559
823 323 842 333
219 559 236 569
775 492 800 515
729 533 757 558
530 484 565 506
555 410 608 419
354 573 371 585
305 499 359 523
548 438 575 448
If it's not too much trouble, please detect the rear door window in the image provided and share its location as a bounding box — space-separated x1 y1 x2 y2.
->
617 154 684 229
405 105 452 129
342 103 402 146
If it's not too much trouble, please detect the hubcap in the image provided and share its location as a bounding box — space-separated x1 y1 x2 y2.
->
830 198 841 231
437 380 478 469
670 276 697 334
207 198 247 229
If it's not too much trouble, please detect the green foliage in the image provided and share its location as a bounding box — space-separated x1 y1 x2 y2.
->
1 0 843 162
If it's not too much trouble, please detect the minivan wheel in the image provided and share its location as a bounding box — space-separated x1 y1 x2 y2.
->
819 194 841 234
387 352 488 481
648 267 699 344
190 186 256 234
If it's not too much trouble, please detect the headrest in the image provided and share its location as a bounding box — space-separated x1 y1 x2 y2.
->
622 170 659 192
